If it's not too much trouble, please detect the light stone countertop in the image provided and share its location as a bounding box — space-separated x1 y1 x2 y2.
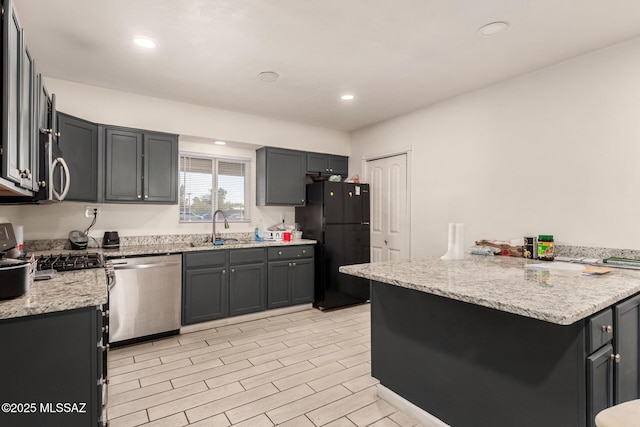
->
1 239 316 321
339 255 640 325
0 268 107 321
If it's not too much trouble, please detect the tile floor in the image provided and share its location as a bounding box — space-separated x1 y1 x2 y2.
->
107 303 422 427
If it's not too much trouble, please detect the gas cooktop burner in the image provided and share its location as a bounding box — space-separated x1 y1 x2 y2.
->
35 253 104 272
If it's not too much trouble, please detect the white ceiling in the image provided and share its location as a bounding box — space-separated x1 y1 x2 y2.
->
14 0 640 131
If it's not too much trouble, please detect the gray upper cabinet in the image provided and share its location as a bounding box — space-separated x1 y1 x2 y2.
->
104 126 178 204
57 112 100 202
256 147 306 206
1 0 38 195
306 152 348 177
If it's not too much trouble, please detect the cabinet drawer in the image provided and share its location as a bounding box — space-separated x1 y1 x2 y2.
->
230 248 266 265
588 308 614 353
184 250 228 268
268 245 313 260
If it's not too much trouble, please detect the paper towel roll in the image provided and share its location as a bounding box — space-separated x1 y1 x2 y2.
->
14 225 24 252
440 223 465 260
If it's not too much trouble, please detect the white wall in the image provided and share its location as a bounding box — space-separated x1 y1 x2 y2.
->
350 37 640 257
0 80 350 240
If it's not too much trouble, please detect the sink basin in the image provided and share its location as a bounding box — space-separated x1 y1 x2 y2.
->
189 238 252 247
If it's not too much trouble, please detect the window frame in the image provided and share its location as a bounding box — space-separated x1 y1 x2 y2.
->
179 151 251 224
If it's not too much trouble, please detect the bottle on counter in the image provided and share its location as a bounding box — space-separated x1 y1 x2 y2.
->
538 235 555 261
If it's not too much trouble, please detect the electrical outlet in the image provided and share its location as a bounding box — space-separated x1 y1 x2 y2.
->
84 206 100 218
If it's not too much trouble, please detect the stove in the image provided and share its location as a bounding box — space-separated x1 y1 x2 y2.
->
35 253 104 271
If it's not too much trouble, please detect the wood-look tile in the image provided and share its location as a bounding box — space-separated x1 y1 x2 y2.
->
140 357 223 387
134 340 210 363
278 343 341 366
106 303 421 427
240 361 314 390
248 343 313 366
307 362 371 392
185 383 279 423
305 386 379 426
170 359 252 389
183 413 230 427
161 341 232 364
189 342 260 365
347 399 397 426
144 412 190 427
220 342 288 364
204 360 284 389
308 344 368 367
276 415 316 426
231 413 275 427
108 381 207 420
107 409 149 427
110 358 193 386
342 374 380 393
108 380 173 407
108 379 140 397
109 357 162 376
225 384 315 424
265 384 352 425
148 381 245 421
272 361 345 391
388 411 422 427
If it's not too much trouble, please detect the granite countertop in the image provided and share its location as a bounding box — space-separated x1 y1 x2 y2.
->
1 238 316 322
0 268 108 321
339 255 640 325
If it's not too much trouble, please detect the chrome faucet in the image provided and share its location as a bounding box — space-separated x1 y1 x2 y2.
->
212 209 229 242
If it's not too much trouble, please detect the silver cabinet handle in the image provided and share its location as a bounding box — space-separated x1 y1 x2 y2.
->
292 262 296 267
144 195 148 199
278 251 282 256
223 269 226 274
231 268 235 273
611 354 621 363
601 325 613 334
137 195 142 199
112 261 181 270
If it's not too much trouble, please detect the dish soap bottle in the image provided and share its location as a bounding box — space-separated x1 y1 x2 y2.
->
254 221 264 241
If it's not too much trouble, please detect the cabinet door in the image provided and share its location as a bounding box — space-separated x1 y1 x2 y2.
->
328 155 348 176
2 2 22 185
587 344 614 427
268 260 291 309
143 133 178 203
306 152 328 174
105 128 143 202
614 294 640 403
259 147 306 206
183 266 229 324
291 258 314 305
229 263 266 316
57 113 99 201
18 34 36 190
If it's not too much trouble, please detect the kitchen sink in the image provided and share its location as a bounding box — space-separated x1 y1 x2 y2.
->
189 238 252 247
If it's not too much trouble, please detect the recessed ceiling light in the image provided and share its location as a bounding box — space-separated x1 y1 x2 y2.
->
478 21 509 36
341 94 355 101
133 36 156 48
214 141 226 145
258 71 279 82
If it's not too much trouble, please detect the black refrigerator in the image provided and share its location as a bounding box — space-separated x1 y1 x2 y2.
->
295 181 370 310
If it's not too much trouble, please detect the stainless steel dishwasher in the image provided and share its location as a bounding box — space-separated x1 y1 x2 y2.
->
109 254 182 344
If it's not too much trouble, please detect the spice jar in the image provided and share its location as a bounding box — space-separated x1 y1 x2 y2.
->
538 235 555 261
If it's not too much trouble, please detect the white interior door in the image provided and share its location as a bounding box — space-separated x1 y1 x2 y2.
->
367 154 410 262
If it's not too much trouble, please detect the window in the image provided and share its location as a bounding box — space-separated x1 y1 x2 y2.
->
179 153 250 223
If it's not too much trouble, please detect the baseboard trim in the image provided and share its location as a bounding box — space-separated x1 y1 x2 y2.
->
180 304 314 334
376 384 451 427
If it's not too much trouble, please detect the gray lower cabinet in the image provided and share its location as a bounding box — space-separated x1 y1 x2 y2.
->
587 294 640 427
184 246 313 324
0 307 104 427
256 147 306 206
104 126 178 203
267 246 314 309
57 112 100 201
182 251 229 325
229 248 267 316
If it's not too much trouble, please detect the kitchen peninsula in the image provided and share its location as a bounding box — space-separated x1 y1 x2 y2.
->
340 256 640 427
